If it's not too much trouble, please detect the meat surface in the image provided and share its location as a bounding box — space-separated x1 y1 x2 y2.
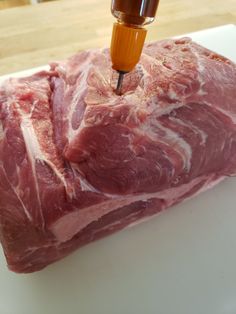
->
0 38 236 273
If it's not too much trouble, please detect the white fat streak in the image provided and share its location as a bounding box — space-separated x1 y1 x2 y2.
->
78 173 100 193
23 243 54 255
78 178 89 191
159 121 192 170
167 89 178 100
66 52 98 143
73 117 86 138
19 101 68 187
20 118 68 188
190 45 208 97
211 106 236 125
122 94 183 126
141 52 163 75
67 89 119 140
187 45 236 125
99 210 147 233
1 165 32 221
66 59 118 141
137 123 173 177
146 120 192 171
0 121 4 142
67 72 88 142
170 116 208 145
51 174 222 243
155 102 183 117
20 114 69 224
20 118 44 225
127 175 225 229
127 214 158 229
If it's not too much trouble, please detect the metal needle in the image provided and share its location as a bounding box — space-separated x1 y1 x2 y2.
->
115 71 126 95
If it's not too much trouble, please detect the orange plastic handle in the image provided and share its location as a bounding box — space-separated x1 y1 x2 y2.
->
110 23 147 73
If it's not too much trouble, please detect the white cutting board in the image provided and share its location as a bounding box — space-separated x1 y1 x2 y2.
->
0 24 236 314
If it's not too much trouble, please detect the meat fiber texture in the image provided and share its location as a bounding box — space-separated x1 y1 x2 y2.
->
0 38 236 273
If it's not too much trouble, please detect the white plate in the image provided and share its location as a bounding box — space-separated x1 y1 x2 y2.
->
0 24 236 314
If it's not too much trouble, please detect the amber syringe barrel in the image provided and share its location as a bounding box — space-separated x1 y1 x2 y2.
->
110 0 160 73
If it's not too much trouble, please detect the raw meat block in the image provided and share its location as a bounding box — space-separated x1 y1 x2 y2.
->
0 38 236 273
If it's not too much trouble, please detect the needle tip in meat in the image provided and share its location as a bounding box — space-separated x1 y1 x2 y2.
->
115 71 126 95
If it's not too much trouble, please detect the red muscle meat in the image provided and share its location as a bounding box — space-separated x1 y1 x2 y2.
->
0 38 236 273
